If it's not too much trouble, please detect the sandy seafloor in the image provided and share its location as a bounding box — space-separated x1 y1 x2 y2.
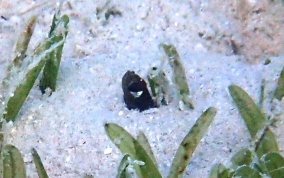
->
0 0 284 177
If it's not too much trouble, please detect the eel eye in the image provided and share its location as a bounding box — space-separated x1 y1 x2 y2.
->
130 91 143 98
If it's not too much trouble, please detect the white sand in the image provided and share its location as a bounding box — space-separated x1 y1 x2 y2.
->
0 0 284 177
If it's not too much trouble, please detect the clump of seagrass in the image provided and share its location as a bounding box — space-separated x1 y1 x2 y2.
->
274 67 284 101
39 10 69 93
0 10 69 123
161 44 194 110
209 76 284 178
105 107 217 178
0 8 68 178
147 66 170 106
0 144 49 178
147 45 193 109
